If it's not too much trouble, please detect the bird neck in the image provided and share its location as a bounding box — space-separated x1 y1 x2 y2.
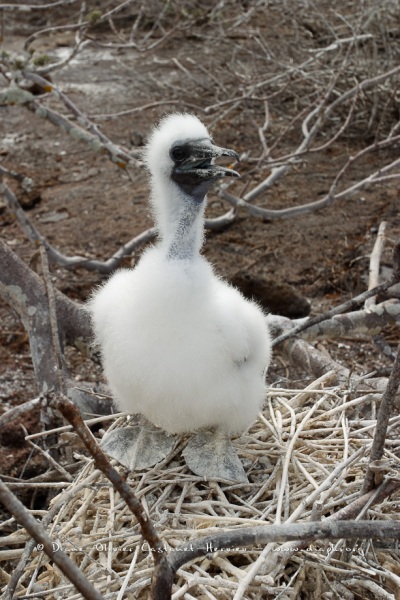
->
152 181 206 261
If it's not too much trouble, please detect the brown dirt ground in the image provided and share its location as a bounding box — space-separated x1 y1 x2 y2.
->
0 1 399 494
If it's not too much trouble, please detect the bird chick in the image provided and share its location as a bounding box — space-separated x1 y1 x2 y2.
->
89 113 272 482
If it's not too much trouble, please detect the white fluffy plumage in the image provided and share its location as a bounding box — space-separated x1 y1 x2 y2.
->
89 113 271 437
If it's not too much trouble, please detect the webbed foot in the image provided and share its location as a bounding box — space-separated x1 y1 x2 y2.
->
183 430 248 483
101 419 175 470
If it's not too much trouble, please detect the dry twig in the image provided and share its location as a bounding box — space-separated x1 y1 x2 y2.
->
365 221 388 310
273 242 400 347
51 394 173 600
362 342 400 493
0 480 104 600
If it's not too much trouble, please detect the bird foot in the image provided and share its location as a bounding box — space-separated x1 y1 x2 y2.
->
183 430 248 483
101 425 175 470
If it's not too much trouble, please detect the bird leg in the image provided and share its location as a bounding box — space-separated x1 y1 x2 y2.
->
101 416 176 471
182 429 248 483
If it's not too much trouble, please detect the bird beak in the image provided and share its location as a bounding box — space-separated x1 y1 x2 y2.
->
174 140 240 181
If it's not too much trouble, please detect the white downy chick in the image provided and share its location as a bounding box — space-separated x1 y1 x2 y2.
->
89 113 272 481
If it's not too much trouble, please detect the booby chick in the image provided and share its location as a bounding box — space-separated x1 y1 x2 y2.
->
89 113 272 482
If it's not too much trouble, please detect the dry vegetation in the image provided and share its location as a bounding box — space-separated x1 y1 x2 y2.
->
0 1 400 599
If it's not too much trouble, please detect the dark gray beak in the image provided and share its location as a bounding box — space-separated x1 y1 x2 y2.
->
172 139 240 185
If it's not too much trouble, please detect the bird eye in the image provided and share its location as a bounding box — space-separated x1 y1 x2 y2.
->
171 146 187 161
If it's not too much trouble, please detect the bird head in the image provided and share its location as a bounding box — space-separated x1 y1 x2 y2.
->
145 113 240 200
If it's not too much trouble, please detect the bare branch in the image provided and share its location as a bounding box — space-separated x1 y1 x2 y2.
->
0 480 105 600
222 139 400 222
23 424 74 482
21 71 142 160
1 173 48 246
0 240 91 351
2 469 102 600
0 397 43 432
273 243 400 347
281 336 349 383
0 0 78 10
328 139 400 201
302 299 400 341
40 245 68 392
253 478 400 583
27 97 136 168
168 520 400 575
362 343 400 493
90 99 206 120
2 166 235 272
242 65 400 204
329 64 400 114
1 172 156 272
51 394 174 599
365 221 388 310
0 83 138 166
0 245 60 393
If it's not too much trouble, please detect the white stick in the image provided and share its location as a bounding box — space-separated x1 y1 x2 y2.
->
365 221 387 310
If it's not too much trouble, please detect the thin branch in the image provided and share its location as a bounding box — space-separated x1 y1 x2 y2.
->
0 397 44 431
273 242 400 347
50 394 173 599
40 245 67 391
253 478 400 583
2 470 102 600
168 520 400 574
23 21 87 53
365 221 387 310
362 342 400 493
252 91 358 167
301 299 400 341
221 145 400 222
22 425 74 483
1 166 234 273
242 65 400 204
0 173 48 247
0 0 78 9
205 207 237 230
90 99 205 120
98 0 137 22
0 240 59 392
0 84 138 166
1 172 152 272
329 64 400 114
215 63 400 222
21 71 141 161
0 480 105 600
27 97 137 168
243 34 374 95
327 139 400 202
0 240 92 348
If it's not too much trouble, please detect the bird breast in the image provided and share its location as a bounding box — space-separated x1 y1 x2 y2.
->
90 247 271 435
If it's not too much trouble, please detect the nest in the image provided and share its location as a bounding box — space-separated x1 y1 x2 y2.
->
5 371 400 599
